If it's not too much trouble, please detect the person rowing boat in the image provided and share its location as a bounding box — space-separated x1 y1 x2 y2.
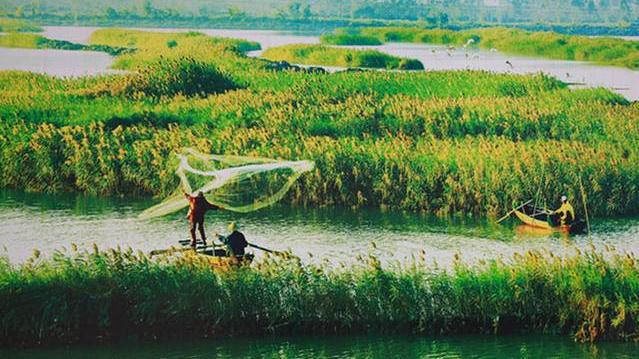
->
550 195 575 226
505 196 586 235
184 191 223 248
217 222 249 262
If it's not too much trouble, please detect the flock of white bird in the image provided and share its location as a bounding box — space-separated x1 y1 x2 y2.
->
428 37 514 71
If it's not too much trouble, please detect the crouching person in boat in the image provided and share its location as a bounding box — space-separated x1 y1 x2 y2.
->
551 195 575 226
218 222 249 262
184 191 223 248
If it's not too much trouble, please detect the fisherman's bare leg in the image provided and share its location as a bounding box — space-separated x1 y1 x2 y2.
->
197 221 207 246
189 221 197 247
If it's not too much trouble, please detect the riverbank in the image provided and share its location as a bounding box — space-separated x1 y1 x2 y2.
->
336 27 639 70
1 245 637 347
4 13 639 36
262 44 424 70
0 33 132 56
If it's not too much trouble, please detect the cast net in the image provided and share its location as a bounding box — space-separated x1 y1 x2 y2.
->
139 148 314 219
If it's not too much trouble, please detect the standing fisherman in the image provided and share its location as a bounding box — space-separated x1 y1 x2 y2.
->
184 191 222 247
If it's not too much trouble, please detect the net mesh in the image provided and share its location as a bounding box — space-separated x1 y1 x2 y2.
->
139 148 314 219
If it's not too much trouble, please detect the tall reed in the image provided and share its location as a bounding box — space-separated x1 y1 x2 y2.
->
0 29 637 216
0 245 637 346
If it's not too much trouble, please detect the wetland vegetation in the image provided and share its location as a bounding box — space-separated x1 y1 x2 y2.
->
324 27 639 70
1 245 638 346
0 18 41 33
261 44 424 70
0 11 639 353
0 29 638 217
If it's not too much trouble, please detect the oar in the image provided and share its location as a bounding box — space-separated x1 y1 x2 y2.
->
496 199 533 224
215 233 286 256
248 242 284 255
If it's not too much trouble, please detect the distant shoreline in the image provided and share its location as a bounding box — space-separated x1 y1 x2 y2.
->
6 14 639 37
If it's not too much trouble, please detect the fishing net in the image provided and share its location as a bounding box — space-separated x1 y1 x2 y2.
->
139 148 314 219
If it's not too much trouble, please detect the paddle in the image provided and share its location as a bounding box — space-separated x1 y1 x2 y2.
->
496 199 533 224
248 242 284 255
215 233 285 256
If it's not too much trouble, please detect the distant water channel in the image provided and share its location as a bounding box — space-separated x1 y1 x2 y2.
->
0 47 119 77
0 26 637 100
2 334 638 358
1 190 638 266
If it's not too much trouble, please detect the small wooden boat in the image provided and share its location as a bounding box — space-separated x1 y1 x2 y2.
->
514 203 586 235
150 239 254 268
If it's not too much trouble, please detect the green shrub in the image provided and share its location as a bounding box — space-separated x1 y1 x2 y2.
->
320 33 383 46
86 57 239 98
262 44 423 70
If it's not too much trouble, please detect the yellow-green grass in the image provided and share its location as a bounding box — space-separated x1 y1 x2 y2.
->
0 17 42 32
0 33 42 48
0 32 133 56
356 27 639 69
0 245 638 346
320 33 383 46
0 29 637 217
261 44 424 70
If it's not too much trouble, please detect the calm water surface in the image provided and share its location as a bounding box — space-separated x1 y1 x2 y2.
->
345 42 639 101
1 190 638 266
0 46 119 77
2 334 638 358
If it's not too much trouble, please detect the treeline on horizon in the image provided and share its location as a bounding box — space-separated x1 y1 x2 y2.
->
1 0 638 35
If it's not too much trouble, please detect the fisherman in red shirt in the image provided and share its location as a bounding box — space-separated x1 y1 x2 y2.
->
184 191 222 247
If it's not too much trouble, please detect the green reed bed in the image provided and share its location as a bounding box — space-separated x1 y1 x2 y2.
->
0 18 42 32
354 27 639 69
320 32 383 46
1 245 638 347
0 32 132 56
0 33 43 48
261 44 424 70
0 29 638 216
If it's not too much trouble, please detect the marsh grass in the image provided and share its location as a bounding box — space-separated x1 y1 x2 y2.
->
1 245 638 346
0 32 132 56
320 33 383 46
262 44 424 70
0 18 42 32
0 29 637 216
357 27 639 69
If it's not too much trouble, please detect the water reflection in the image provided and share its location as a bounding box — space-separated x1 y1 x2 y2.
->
1 190 638 267
1 334 638 358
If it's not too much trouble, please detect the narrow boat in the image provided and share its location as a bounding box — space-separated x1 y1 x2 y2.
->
150 239 254 268
514 203 586 235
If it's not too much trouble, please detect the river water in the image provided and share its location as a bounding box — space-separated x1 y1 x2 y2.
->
1 190 638 266
0 26 636 100
2 334 638 358
2 27 639 357
0 47 119 77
